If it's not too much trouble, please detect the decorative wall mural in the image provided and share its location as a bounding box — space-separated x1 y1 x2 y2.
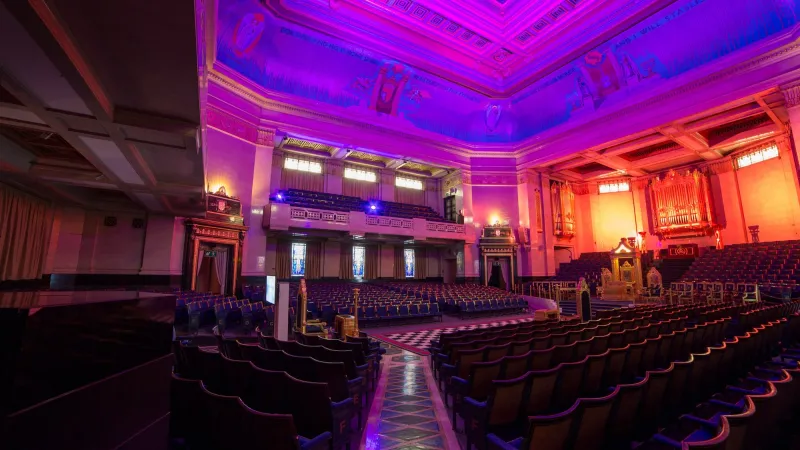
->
485 103 502 133
216 0 800 143
370 63 410 115
232 13 266 56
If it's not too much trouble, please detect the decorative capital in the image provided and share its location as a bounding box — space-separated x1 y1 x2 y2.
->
326 159 344 176
256 128 276 146
783 83 800 109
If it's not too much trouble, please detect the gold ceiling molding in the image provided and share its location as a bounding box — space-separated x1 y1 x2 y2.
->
283 137 336 154
347 150 391 164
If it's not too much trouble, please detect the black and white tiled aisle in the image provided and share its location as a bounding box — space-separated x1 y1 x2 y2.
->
361 345 459 449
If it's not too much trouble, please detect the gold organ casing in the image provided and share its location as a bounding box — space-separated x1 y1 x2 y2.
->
649 169 715 238
551 181 576 239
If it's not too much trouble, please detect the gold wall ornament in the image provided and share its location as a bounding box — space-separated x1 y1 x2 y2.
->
551 181 576 239
649 169 715 238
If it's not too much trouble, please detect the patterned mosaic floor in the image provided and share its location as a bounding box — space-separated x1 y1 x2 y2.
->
375 317 537 355
361 345 458 450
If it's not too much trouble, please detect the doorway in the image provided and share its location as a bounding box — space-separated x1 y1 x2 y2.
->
194 244 233 295
489 257 511 291
443 259 457 284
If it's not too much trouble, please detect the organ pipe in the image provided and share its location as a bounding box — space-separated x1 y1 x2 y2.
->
649 169 715 238
551 181 576 239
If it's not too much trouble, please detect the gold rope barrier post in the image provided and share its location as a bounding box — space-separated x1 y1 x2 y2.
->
352 288 360 338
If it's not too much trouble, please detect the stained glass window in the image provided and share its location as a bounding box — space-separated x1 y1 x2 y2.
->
291 242 306 277
353 246 365 279
404 248 415 278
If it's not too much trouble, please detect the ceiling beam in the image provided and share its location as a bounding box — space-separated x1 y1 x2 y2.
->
655 124 721 161
754 94 788 132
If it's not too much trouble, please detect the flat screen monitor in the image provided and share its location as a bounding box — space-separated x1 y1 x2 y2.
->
265 276 276 304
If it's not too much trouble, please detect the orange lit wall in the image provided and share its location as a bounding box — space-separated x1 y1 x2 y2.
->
585 191 638 251
734 154 800 242
573 147 800 252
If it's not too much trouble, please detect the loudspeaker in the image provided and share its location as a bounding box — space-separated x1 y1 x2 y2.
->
103 216 117 227
132 218 145 229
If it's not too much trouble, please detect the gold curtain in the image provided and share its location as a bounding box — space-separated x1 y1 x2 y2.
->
0 184 54 281
339 242 353 279
276 240 291 279
394 246 405 279
305 241 322 280
342 177 379 200
365 245 378 280
281 167 324 192
395 186 425 206
414 247 427 280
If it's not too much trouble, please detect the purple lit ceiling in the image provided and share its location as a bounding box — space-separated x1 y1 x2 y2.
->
216 0 800 143
271 0 672 94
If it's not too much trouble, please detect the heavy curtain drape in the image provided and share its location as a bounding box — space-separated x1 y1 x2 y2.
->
0 184 53 281
365 245 378 280
395 186 425 206
196 247 205 276
281 161 324 192
339 242 353 279
276 240 291 279
213 247 229 295
305 241 322 280
394 246 405 279
342 177 378 200
414 247 428 280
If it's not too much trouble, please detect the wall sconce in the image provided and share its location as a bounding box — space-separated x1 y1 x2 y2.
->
214 186 228 196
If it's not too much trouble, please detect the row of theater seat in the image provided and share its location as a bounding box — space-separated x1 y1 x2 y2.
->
638 303 800 449
173 332 383 450
458 302 796 450
277 188 452 222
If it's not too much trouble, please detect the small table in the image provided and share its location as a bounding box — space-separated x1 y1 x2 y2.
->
335 314 357 338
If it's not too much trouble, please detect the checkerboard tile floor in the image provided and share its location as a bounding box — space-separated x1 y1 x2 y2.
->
378 317 537 355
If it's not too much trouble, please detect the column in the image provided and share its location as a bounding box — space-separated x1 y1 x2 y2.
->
270 149 284 193
425 178 441 214
460 170 481 281
241 127 276 279
326 160 344 195
780 84 800 211
379 169 395 201
538 173 556 276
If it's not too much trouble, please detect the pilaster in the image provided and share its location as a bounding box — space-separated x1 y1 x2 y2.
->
326 159 344 195
379 169 395 201
242 127 275 277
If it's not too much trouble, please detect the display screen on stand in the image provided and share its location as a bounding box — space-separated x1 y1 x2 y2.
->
265 275 276 304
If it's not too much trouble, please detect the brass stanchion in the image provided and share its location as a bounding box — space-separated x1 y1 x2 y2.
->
352 288 360 338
